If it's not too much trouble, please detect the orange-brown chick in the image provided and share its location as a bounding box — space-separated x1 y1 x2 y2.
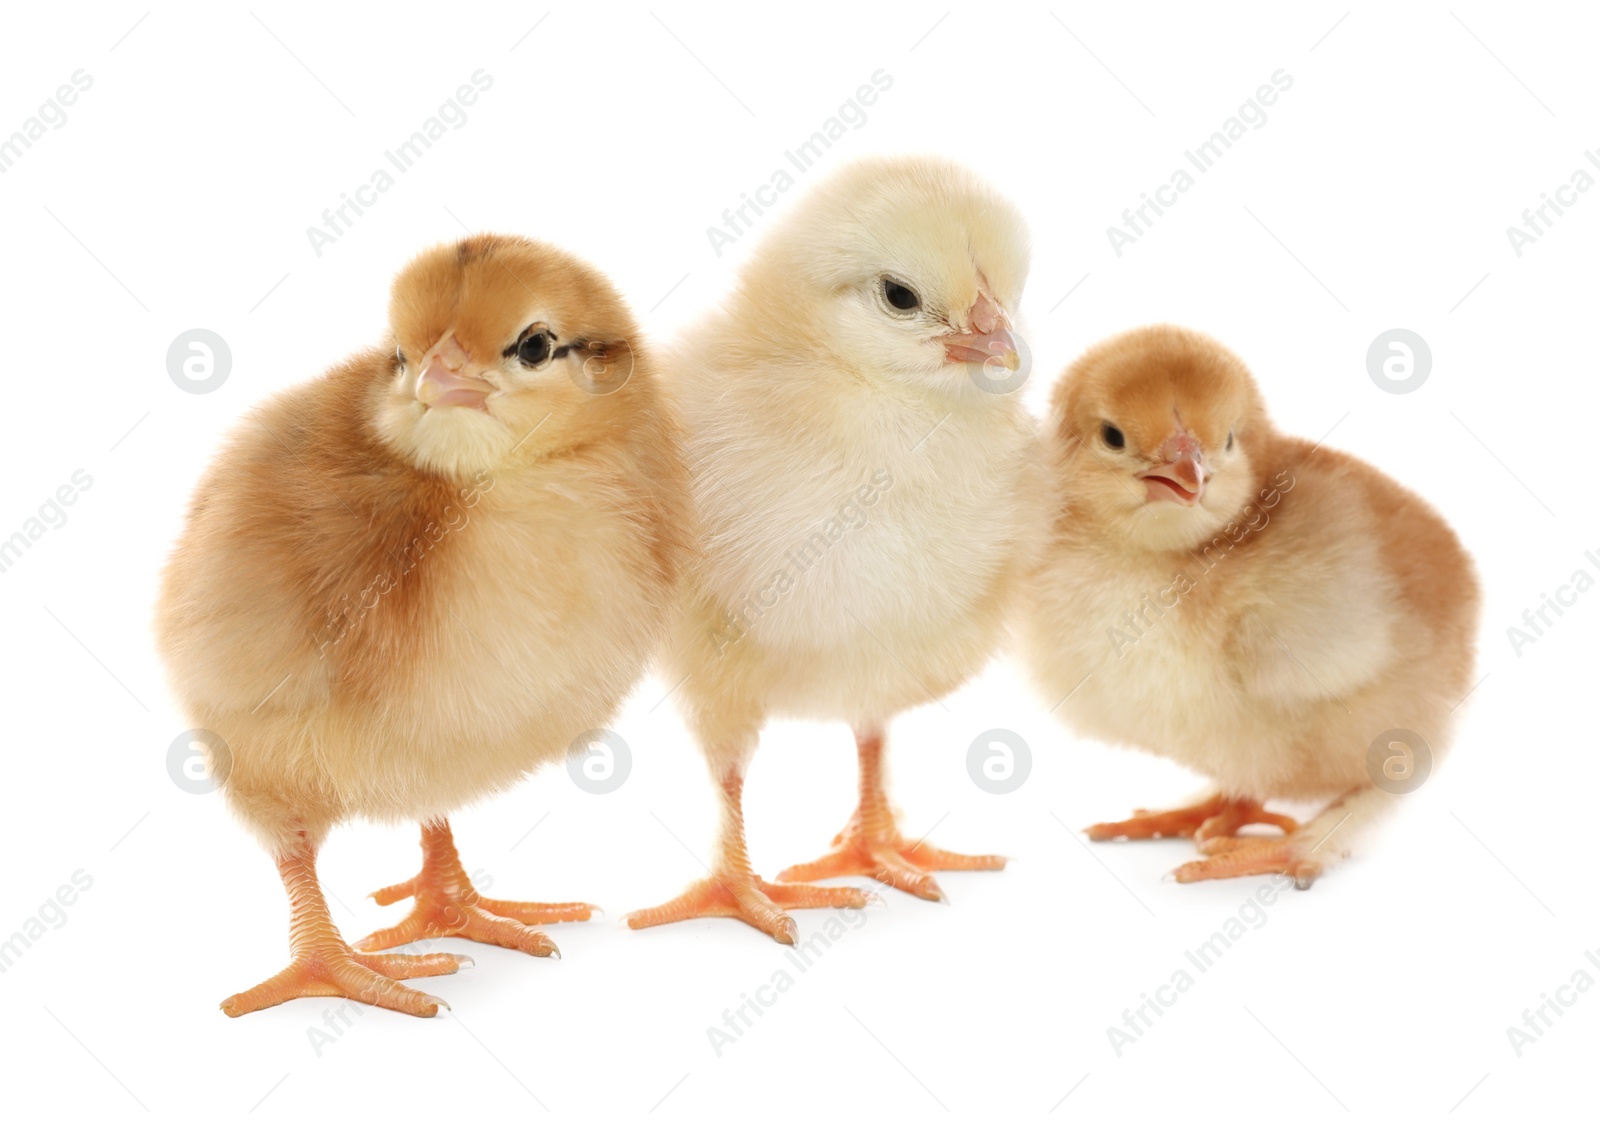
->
156 235 688 1016
1020 325 1480 886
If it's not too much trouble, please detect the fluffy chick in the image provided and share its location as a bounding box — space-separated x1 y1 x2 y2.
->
1021 325 1479 886
627 156 1045 942
156 235 687 1016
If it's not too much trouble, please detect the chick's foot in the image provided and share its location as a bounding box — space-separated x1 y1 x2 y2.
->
626 767 869 943
1087 794 1298 843
222 948 463 1018
777 728 1005 901
1175 835 1323 888
777 827 1003 902
354 820 592 958
626 874 868 945
223 843 464 1018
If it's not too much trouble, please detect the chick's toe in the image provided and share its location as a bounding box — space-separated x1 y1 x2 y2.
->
1173 836 1322 889
1087 794 1297 843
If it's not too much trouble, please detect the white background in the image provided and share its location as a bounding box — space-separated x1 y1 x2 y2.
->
1 3 1595 1121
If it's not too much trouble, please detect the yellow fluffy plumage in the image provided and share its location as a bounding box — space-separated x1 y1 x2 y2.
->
627 155 1051 942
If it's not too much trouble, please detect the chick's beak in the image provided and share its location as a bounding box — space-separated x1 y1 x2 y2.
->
415 333 495 412
1139 432 1207 506
942 292 1019 371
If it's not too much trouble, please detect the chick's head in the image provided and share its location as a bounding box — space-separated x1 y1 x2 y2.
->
741 156 1030 393
1053 325 1271 552
376 234 640 478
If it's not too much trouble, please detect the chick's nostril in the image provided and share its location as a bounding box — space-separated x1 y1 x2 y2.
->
433 333 470 371
1159 432 1203 464
969 292 1002 335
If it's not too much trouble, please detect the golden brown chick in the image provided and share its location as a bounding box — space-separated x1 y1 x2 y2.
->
156 234 688 1016
626 156 1046 943
1020 325 1479 886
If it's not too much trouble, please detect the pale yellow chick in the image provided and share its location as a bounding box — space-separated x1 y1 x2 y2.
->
628 156 1047 942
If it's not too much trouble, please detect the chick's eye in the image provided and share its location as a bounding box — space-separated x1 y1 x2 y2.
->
1101 423 1125 449
517 330 552 367
882 278 920 312
1226 429 1235 451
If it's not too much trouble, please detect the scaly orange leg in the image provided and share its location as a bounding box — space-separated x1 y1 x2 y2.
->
1087 794 1298 843
626 768 870 945
354 820 592 958
222 835 466 1018
776 728 1006 902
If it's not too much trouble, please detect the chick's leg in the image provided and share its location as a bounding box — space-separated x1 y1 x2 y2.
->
354 820 591 958
626 767 870 945
222 837 465 1018
1087 793 1298 842
776 728 1006 901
